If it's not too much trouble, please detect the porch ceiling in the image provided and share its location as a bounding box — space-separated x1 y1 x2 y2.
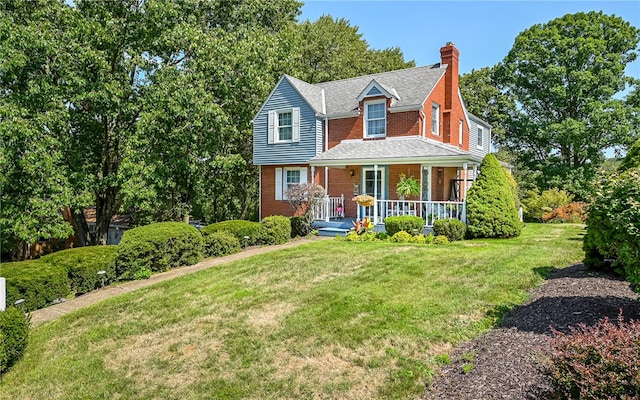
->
309 137 482 167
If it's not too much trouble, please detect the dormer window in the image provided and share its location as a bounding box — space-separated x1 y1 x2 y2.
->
432 103 440 135
365 100 386 137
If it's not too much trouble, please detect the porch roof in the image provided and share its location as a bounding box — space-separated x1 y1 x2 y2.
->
308 137 482 167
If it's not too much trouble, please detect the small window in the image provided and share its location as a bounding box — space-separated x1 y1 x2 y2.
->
278 111 292 141
459 120 464 146
477 126 484 149
365 101 386 137
431 104 440 135
286 169 301 191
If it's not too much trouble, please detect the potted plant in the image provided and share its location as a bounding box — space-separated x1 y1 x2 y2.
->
396 173 420 200
352 194 375 207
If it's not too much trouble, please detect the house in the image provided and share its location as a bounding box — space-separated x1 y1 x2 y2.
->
252 43 491 227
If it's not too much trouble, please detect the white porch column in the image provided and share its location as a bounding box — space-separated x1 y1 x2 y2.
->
373 164 379 224
461 162 468 200
428 166 433 201
324 167 328 192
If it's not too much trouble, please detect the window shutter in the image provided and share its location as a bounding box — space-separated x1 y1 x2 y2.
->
292 107 300 142
275 168 282 200
268 110 276 144
300 167 307 183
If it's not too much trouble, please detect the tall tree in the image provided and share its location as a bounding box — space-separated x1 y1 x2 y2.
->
293 15 414 83
493 11 640 197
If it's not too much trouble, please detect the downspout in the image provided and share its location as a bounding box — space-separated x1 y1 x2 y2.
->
324 117 329 192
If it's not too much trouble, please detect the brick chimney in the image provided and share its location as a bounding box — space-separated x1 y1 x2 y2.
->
440 42 460 145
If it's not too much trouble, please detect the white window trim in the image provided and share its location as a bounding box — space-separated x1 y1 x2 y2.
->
458 119 464 147
364 99 387 138
275 167 307 200
431 103 440 136
477 126 484 150
268 108 300 144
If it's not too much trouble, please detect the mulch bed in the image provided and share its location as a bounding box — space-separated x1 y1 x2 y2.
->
425 263 640 400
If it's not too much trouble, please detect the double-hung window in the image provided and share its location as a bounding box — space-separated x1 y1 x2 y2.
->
365 100 386 137
285 169 300 192
275 167 307 200
268 108 300 143
477 126 484 149
278 111 292 141
431 103 440 135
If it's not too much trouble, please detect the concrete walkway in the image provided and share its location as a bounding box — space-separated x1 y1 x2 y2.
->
31 236 330 327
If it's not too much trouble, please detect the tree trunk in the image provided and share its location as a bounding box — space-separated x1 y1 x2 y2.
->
94 190 118 246
70 207 92 247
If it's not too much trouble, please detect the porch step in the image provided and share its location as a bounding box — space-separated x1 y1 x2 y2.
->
317 227 351 237
312 219 354 230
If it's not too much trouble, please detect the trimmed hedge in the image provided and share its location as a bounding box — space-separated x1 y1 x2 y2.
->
466 154 522 238
116 222 204 280
200 220 262 246
290 216 310 238
41 246 118 295
260 216 291 245
433 219 466 241
0 306 30 375
384 216 424 236
202 231 241 257
1 260 71 311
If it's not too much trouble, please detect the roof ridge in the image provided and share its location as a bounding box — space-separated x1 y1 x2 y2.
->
315 63 442 86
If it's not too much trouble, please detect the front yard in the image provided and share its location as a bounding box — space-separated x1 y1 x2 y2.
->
0 224 585 399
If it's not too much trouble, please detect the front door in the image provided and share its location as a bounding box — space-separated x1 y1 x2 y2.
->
361 167 385 221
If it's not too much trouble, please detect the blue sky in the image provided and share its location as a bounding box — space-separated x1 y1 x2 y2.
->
299 1 640 81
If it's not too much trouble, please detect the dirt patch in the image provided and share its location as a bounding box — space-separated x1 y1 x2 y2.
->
425 263 640 399
246 302 296 328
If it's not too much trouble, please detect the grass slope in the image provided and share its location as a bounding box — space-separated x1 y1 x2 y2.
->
0 224 585 399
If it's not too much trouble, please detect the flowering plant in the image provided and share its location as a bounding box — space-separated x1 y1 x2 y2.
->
353 217 375 234
352 194 375 206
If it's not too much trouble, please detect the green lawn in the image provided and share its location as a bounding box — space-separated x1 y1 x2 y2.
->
0 224 585 399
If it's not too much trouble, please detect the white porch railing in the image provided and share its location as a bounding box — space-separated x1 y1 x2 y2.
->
357 200 466 227
314 194 345 221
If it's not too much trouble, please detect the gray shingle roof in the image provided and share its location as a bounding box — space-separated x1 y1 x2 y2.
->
309 137 479 165
284 74 325 114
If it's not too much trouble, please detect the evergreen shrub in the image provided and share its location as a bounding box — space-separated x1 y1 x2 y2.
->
384 215 424 236
433 219 466 241
390 231 413 243
0 306 30 375
200 220 261 246
116 222 204 280
202 231 241 257
433 235 450 245
290 216 310 237
260 216 291 245
466 154 522 238
546 315 640 399
41 246 118 295
2 260 71 311
522 188 573 222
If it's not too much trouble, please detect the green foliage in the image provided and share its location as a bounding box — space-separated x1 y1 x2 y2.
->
384 216 424 236
293 15 414 84
116 222 204 280
466 154 522 238
433 219 466 241
493 11 640 197
433 235 450 245
40 246 118 295
619 138 640 172
546 315 640 399
1 260 71 311
583 168 640 288
390 231 413 243
200 220 262 246
522 188 574 222
260 216 291 245
290 216 310 238
0 306 30 375
202 231 241 258
396 174 420 198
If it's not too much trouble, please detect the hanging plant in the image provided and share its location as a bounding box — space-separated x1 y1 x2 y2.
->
396 173 420 199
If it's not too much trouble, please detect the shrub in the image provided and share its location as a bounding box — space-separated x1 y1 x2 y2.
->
375 232 389 241
583 167 640 288
2 260 71 311
410 234 427 244
542 202 587 224
546 315 640 399
433 235 450 245
260 216 291 245
522 188 574 222
40 246 118 295
116 222 204 280
433 219 466 241
390 231 413 243
0 306 30 375
200 220 262 246
384 216 424 236
290 216 310 238
202 231 241 257
466 154 522 238
424 233 435 244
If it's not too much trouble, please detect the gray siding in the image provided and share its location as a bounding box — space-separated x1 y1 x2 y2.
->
468 117 491 160
253 79 319 165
